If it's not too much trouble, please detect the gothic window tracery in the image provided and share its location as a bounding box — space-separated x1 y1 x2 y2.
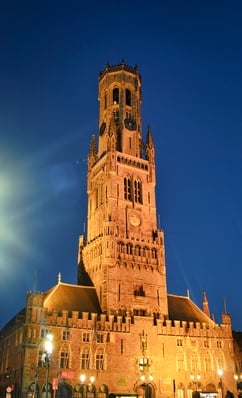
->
176 353 185 371
127 243 133 255
204 354 211 371
124 177 143 203
151 248 157 259
124 177 132 200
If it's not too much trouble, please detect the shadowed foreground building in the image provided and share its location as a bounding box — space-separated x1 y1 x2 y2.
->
0 61 237 398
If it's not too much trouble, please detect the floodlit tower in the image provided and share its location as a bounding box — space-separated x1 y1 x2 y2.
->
78 60 168 319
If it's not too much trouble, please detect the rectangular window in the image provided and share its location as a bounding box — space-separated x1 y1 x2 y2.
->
81 352 90 369
40 329 49 338
133 309 146 316
97 333 104 343
96 354 104 370
204 340 209 348
83 332 91 342
139 357 149 372
60 352 69 369
127 179 132 200
62 331 70 341
177 339 183 347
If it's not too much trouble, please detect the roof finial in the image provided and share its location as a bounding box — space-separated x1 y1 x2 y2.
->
187 289 190 298
202 290 211 318
58 272 61 283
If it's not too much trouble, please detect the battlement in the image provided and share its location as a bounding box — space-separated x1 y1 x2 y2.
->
99 60 140 81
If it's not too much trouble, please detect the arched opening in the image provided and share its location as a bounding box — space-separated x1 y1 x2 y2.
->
136 383 155 398
113 88 119 104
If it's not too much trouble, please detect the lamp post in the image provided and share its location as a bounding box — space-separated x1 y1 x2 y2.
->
190 374 201 391
218 369 223 398
43 333 53 398
80 374 95 398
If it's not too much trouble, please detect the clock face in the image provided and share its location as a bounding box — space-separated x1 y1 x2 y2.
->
129 212 141 227
124 117 137 131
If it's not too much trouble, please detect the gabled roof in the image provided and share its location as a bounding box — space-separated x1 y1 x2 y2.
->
43 282 101 314
167 294 215 324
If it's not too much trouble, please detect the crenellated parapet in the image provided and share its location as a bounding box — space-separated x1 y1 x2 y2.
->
26 306 132 335
156 318 232 338
99 60 140 81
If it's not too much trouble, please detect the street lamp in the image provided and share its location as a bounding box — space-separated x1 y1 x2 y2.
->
80 374 95 398
234 375 242 393
190 374 201 391
218 369 223 398
43 333 53 398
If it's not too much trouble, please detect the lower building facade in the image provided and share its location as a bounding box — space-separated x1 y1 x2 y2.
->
0 283 237 398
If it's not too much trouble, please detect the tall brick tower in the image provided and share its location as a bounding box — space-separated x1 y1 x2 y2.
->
78 60 168 320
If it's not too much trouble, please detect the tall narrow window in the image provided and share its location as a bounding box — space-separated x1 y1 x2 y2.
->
137 181 142 203
60 351 69 369
177 353 185 371
204 354 211 371
124 177 132 201
81 347 90 369
191 353 198 372
113 88 119 104
126 89 131 106
96 347 104 370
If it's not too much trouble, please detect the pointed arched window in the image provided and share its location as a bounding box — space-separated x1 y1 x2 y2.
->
113 88 119 104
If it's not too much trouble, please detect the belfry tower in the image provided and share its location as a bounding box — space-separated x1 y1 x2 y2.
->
78 60 168 320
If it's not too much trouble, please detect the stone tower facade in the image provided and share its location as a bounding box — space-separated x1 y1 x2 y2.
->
0 61 237 398
78 61 168 319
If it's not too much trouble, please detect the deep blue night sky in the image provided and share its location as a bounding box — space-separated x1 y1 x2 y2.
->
0 1 242 330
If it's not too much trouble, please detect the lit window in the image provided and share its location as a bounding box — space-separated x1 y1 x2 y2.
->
139 357 150 371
